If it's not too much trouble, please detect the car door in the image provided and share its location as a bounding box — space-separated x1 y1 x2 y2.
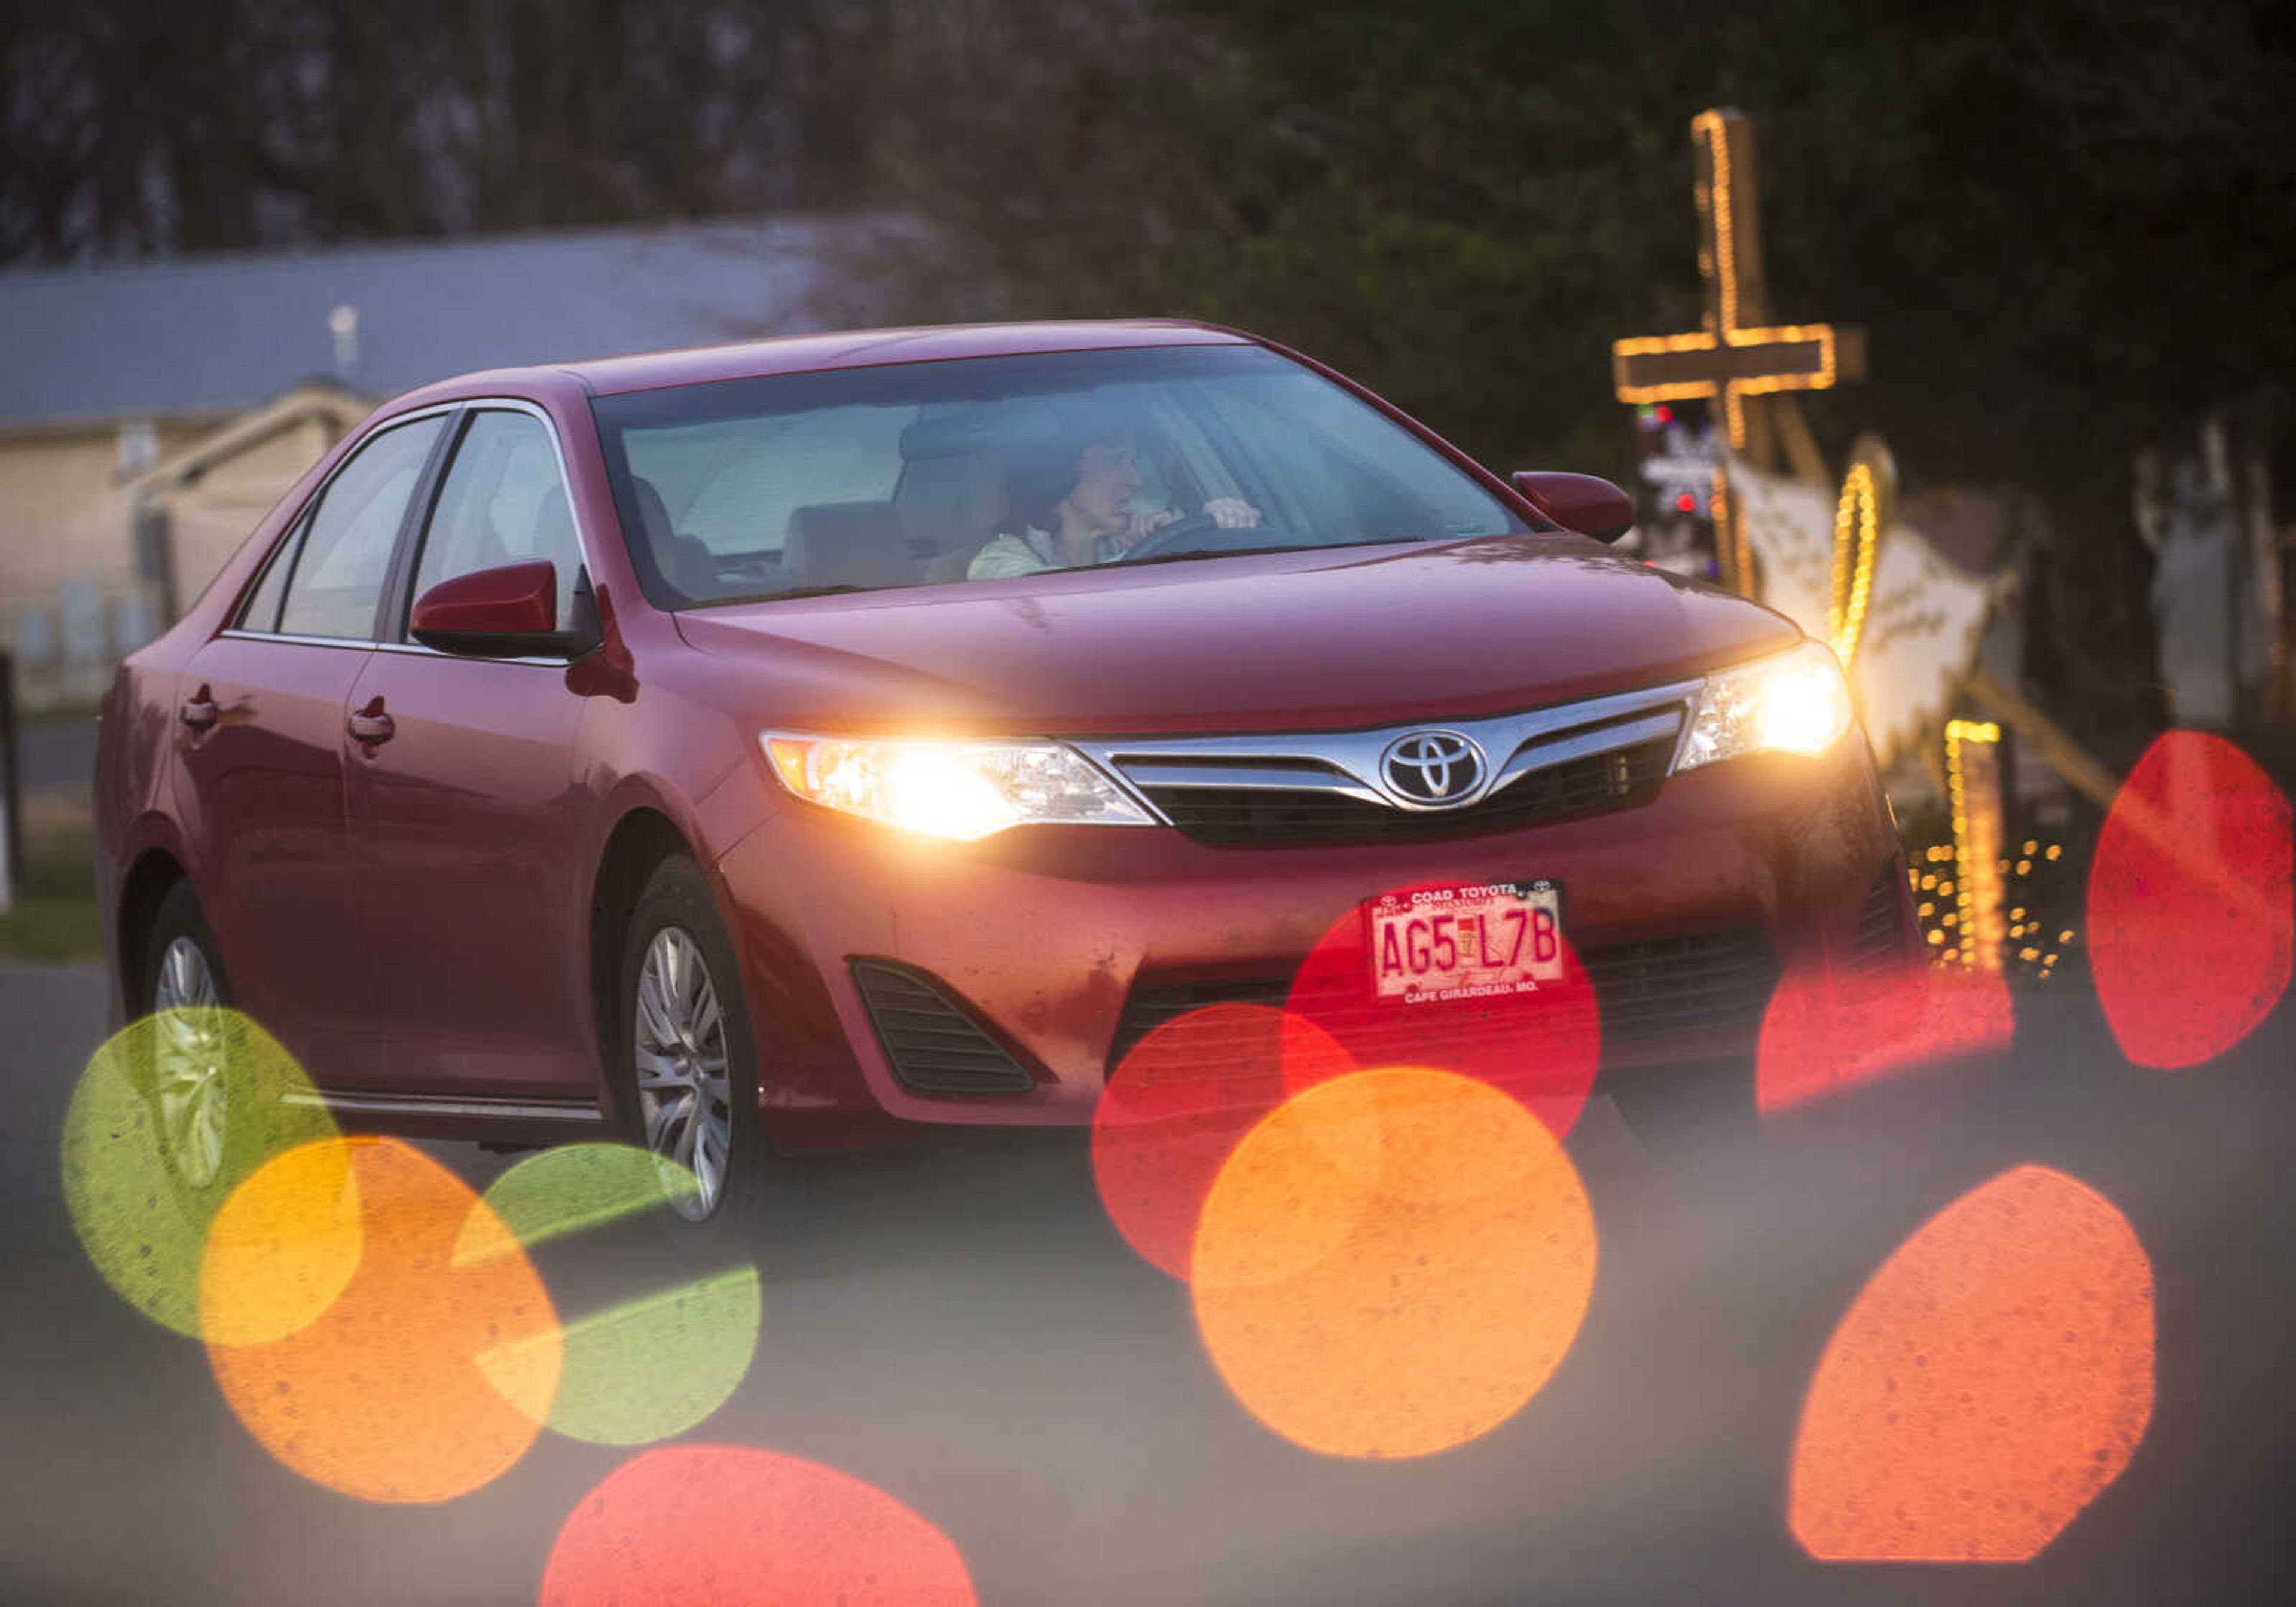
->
172 411 451 1091
340 404 600 1102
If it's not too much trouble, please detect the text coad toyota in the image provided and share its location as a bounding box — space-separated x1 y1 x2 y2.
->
94 321 1913 1220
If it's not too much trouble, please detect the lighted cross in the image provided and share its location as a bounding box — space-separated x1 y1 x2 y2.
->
1613 109 1867 589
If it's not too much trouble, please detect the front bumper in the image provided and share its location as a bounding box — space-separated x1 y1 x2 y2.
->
715 735 1906 1150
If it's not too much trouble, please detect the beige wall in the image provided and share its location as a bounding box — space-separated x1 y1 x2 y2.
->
0 425 154 618
0 411 329 705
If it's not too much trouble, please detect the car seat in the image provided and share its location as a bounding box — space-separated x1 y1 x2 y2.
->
893 414 1010 582
781 502 918 592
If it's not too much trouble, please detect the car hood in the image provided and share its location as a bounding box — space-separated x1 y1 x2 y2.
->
671 534 1801 735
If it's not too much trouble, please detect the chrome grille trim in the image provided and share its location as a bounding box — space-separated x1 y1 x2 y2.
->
1116 759 1386 802
1070 678 1702 820
1488 707 1687 795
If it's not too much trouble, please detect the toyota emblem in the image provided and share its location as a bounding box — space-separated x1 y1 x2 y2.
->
1379 730 1486 806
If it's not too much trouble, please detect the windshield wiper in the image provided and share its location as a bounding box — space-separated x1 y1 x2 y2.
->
743 583 872 601
1116 539 1405 569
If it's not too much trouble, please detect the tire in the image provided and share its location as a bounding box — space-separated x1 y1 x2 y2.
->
613 855 764 1227
138 879 240 1194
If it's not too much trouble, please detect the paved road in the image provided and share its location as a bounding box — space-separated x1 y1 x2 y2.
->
2 960 2291 1603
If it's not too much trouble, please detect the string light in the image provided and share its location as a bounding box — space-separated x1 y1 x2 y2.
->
1910 836 2075 980
1701 109 1741 332
1612 109 1859 603
1829 462 1882 666
1945 720 2005 969
1612 109 1844 449
1611 325 1845 444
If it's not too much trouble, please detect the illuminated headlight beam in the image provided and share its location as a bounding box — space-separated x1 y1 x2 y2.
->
1677 640 1855 772
763 733 1155 840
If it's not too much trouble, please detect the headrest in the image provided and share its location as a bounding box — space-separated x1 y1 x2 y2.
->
784 501 916 591
529 484 575 554
631 476 675 548
899 413 1004 460
627 475 709 595
895 451 1007 543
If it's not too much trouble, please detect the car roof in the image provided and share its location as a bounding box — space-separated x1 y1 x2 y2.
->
563 319 1255 398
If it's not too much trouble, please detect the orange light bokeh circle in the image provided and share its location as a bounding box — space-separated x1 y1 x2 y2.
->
2087 731 2292 1070
541 1445 976 1606
1757 958 2014 1115
1192 1067 1597 1460
1091 1003 1354 1279
1790 1164 2155 1562
1285 888 1602 1136
198 1134 364 1346
203 1138 561 1504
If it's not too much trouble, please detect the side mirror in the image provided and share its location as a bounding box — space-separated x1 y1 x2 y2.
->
1511 471 1637 543
410 560 597 658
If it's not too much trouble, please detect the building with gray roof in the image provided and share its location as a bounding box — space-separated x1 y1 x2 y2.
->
0 220 840 704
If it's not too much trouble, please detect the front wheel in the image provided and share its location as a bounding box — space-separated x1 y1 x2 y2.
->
141 879 236 1190
615 856 762 1224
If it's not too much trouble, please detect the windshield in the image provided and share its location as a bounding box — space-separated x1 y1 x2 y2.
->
589 344 1527 607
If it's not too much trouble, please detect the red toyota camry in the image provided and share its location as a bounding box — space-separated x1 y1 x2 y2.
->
94 320 1910 1220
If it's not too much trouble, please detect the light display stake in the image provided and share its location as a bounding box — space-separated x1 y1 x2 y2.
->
1945 720 2007 969
1611 108 1869 597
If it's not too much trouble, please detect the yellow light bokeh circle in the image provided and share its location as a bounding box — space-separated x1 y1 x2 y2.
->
464 1143 761 1447
61 1007 337 1337
1192 1067 1598 1459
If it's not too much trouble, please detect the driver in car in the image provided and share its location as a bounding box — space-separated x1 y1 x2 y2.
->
968 417 1260 579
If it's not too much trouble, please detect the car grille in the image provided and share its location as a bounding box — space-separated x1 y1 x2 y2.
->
1137 737 1675 847
1070 679 1699 850
1579 927 1780 1044
848 960 1036 1093
1109 925 1780 1070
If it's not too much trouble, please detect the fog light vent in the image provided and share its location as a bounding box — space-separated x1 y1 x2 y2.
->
1848 867 1912 973
849 960 1036 1094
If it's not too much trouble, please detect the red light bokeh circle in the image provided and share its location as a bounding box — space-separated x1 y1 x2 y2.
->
2087 731 2292 1070
1091 1003 1352 1279
541 1445 975 1606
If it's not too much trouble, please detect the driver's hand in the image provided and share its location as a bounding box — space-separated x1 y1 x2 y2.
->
1205 497 1262 529
1122 508 1178 545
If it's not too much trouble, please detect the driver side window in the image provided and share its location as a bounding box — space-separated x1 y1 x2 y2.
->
409 410 584 634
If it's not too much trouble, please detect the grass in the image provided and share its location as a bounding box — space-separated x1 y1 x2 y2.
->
0 795 100 963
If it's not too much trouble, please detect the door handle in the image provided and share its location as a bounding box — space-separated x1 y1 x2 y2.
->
348 703 395 744
178 692 219 729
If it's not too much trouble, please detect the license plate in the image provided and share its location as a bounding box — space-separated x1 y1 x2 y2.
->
1364 880 1565 1001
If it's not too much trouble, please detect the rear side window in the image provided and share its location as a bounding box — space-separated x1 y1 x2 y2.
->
277 416 445 640
235 511 307 632
409 410 584 633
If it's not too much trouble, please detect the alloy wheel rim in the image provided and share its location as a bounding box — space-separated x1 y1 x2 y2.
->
633 926 734 1221
152 936 227 1187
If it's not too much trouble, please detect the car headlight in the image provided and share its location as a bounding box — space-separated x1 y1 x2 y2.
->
762 734 1155 839
1677 640 1854 771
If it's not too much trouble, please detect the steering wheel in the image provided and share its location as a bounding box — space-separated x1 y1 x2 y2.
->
1118 511 1286 563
